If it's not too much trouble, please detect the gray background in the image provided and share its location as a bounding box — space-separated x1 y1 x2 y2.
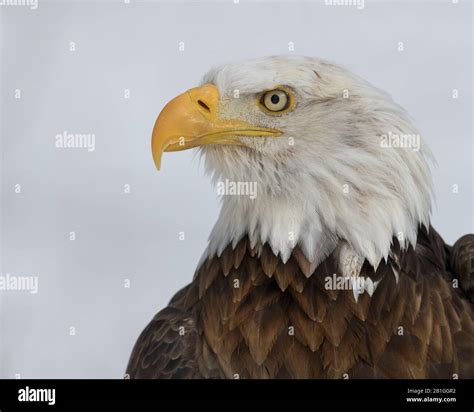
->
0 0 472 378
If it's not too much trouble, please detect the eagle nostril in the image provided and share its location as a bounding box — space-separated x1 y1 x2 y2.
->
197 99 211 113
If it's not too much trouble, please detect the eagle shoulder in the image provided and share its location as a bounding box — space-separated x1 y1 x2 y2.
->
126 286 202 379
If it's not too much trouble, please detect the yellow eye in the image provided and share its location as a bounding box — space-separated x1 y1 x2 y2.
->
261 89 290 113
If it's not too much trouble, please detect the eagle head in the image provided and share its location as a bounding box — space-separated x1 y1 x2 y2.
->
151 56 433 268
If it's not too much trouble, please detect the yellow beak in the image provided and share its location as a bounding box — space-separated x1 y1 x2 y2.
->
151 84 282 169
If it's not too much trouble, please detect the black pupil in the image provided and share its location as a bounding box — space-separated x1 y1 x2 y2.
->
270 94 280 105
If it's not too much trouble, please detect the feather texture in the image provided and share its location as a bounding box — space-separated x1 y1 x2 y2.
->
127 226 474 378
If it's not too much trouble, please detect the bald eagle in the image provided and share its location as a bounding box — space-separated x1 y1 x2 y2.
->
127 56 474 379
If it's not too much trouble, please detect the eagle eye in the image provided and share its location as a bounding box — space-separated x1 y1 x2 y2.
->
260 89 292 114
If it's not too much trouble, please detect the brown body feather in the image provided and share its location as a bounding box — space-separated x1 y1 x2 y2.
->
127 226 474 379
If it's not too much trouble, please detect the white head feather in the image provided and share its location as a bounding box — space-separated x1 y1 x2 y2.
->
198 56 433 268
